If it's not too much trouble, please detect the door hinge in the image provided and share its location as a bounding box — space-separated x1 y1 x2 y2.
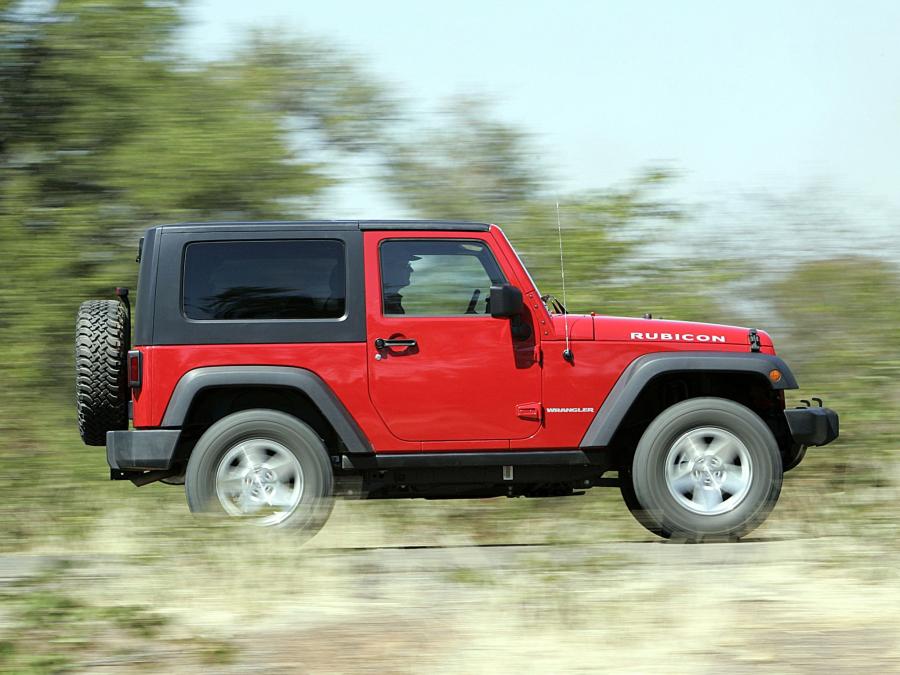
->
516 402 542 421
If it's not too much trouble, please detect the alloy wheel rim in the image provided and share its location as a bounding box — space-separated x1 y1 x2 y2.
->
664 426 753 516
215 438 304 526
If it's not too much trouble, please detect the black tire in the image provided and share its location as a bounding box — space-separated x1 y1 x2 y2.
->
782 442 807 472
619 461 665 538
185 409 335 538
75 300 129 446
625 397 783 542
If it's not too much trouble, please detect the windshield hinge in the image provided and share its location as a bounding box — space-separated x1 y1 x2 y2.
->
749 328 761 353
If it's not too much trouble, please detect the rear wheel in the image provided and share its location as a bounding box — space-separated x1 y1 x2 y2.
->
75 300 129 446
624 397 783 542
185 410 334 538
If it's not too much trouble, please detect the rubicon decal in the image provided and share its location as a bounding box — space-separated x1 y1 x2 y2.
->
546 407 595 413
630 332 726 343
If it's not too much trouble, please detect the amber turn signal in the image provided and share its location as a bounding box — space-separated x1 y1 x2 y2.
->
769 369 782 382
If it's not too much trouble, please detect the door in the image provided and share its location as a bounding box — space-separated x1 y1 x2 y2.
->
365 232 541 443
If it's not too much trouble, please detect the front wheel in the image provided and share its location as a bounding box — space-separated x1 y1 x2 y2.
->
625 397 783 542
185 410 334 538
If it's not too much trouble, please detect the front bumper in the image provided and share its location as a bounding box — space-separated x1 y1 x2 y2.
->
784 405 839 447
106 429 180 470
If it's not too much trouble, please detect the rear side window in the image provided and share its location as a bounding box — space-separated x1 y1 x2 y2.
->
183 240 346 320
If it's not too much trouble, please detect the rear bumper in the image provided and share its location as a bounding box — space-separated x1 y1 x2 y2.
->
784 406 839 447
106 429 180 470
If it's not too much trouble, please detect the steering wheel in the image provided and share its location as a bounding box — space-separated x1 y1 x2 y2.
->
465 288 481 314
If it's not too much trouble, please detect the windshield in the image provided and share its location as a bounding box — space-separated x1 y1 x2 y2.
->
497 229 542 298
496 230 571 313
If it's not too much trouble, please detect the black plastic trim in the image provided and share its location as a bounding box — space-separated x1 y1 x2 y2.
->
785 406 839 446
133 226 159 346
161 366 373 454
579 351 799 448
358 220 490 231
343 450 596 470
156 221 361 233
145 220 490 234
107 429 180 470
151 228 365 345
133 221 494 345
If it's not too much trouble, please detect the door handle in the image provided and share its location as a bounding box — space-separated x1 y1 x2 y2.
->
375 337 417 350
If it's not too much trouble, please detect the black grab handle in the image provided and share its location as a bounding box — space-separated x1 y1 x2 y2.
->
374 337 417 350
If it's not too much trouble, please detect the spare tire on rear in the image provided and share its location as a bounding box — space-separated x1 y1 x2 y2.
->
75 300 129 446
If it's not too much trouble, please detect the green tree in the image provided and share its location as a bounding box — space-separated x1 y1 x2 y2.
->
765 257 900 508
0 0 398 544
0 0 392 416
383 98 690 316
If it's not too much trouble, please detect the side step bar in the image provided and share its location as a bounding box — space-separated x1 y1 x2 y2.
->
341 450 602 470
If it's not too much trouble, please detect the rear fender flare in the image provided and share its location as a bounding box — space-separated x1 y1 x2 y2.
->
161 366 372 454
579 352 798 448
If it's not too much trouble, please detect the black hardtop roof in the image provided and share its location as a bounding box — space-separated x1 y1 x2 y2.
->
149 220 492 234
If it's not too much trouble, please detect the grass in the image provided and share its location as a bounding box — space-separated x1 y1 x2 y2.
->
0 543 898 671
1 376 899 671
0 561 172 673
2 475 900 672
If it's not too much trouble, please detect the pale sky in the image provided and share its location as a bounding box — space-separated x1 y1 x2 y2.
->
183 0 900 245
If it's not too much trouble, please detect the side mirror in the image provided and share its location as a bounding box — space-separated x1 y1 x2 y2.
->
489 284 524 318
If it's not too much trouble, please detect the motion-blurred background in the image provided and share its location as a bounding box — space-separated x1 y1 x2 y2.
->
2 1 900 672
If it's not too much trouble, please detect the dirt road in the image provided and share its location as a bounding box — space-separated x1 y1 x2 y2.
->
3 521 899 673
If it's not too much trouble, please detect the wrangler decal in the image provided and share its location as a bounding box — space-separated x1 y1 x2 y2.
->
546 407 595 413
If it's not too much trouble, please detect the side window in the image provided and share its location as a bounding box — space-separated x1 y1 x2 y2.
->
380 239 506 316
183 239 346 320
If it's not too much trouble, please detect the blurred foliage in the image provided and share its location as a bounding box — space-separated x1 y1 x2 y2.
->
1 3 900 671
770 257 900 494
385 98 695 316
0 0 390 418
0 0 393 547
0 0 898 564
0 559 240 672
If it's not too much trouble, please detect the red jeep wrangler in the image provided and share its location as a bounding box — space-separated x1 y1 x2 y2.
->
75 220 838 541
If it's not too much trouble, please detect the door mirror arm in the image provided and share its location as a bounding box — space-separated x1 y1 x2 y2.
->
490 284 532 340
510 315 532 340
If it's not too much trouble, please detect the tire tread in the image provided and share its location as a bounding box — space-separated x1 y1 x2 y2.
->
75 300 129 446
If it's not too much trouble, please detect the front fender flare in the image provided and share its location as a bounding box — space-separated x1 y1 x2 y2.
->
579 352 798 448
161 365 372 454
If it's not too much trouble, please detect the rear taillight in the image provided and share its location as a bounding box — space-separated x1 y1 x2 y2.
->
127 350 142 389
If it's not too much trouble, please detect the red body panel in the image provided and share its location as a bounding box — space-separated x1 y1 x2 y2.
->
133 224 778 454
514 339 763 449
594 315 774 349
549 314 594 340
132 343 419 451
363 230 542 445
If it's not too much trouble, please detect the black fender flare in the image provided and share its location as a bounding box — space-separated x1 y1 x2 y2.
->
161 365 372 454
579 352 798 448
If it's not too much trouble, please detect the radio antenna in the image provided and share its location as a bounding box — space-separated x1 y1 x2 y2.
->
556 202 573 362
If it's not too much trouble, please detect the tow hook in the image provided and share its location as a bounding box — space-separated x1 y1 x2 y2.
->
785 397 839 446
797 397 824 409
